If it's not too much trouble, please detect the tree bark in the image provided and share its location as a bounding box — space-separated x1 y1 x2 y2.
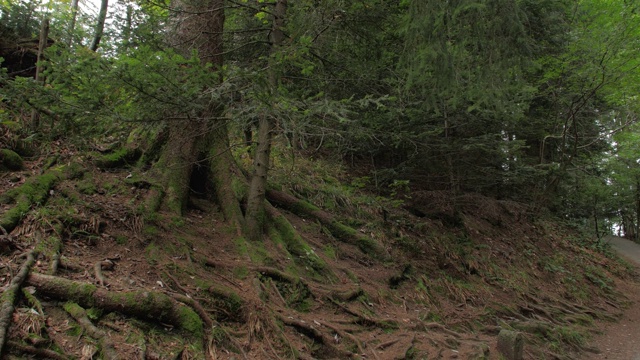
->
67 0 79 47
30 17 49 130
90 0 109 51
245 0 287 241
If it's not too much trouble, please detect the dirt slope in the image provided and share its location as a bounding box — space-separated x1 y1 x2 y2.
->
0 154 637 359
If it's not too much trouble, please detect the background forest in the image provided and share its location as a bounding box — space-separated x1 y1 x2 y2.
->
2 0 640 238
1 0 640 359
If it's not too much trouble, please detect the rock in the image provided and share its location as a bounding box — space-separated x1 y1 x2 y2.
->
0 148 24 171
497 329 524 360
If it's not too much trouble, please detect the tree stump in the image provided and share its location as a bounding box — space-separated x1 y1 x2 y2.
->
497 329 523 360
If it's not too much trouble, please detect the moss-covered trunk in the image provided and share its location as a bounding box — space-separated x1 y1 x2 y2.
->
245 0 286 241
208 121 245 235
246 115 273 241
154 121 202 215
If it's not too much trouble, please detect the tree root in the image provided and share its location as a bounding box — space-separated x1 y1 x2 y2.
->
266 189 389 260
6 340 69 360
0 251 36 357
63 302 119 360
0 164 82 233
277 314 354 359
26 273 204 335
94 261 108 286
328 297 398 329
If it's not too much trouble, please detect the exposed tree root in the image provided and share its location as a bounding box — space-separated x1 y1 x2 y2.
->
328 297 398 329
0 165 76 232
63 302 119 360
26 273 204 335
6 340 69 360
91 259 115 286
277 314 354 359
0 251 36 357
266 189 389 260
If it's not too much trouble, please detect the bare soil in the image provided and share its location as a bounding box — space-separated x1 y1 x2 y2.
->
586 237 640 360
1 152 638 359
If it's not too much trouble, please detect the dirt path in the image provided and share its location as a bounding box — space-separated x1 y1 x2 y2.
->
586 236 640 360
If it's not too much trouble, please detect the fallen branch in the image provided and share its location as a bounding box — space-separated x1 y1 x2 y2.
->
26 273 203 336
0 251 36 357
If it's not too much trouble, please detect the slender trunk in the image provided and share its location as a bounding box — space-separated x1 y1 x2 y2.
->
246 114 273 240
245 0 287 241
30 18 49 130
122 5 132 50
90 0 109 51
67 0 79 47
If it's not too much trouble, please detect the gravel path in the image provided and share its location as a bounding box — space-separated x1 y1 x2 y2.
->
586 236 640 360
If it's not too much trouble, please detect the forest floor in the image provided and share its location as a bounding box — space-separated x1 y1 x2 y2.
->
1 147 639 359
586 236 640 360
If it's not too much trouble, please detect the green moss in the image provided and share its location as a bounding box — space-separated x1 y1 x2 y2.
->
0 148 24 171
175 305 204 338
93 148 142 169
233 266 249 279
145 242 160 265
233 237 249 258
115 235 128 245
322 245 337 260
77 178 98 195
269 214 329 276
143 225 159 236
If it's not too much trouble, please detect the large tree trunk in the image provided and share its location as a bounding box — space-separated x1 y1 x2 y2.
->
153 0 245 229
245 0 287 241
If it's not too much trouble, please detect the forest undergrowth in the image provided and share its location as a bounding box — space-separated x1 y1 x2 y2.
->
0 138 637 360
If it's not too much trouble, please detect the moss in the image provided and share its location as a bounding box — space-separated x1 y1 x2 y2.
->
269 213 329 276
93 148 142 169
175 305 204 338
322 245 337 260
77 178 98 195
233 237 249 258
0 148 24 171
63 302 85 318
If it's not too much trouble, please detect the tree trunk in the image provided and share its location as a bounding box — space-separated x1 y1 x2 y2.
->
67 0 79 47
30 18 49 130
90 0 109 51
245 0 287 240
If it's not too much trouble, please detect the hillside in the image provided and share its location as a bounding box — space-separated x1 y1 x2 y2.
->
0 145 636 360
